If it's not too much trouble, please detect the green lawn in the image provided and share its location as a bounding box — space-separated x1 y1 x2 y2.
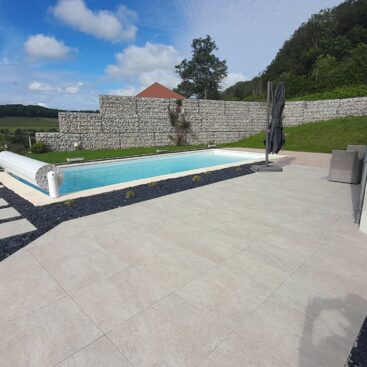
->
223 116 367 153
29 144 208 164
0 116 58 132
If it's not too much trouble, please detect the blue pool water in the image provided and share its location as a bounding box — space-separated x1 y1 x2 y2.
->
13 150 263 195
57 150 262 195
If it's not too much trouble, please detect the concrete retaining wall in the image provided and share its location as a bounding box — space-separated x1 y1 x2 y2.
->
36 96 367 151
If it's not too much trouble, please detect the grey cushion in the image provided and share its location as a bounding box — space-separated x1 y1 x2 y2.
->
328 150 360 184
347 145 367 183
347 145 367 160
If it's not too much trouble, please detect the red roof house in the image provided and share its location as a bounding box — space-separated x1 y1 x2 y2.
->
137 82 185 99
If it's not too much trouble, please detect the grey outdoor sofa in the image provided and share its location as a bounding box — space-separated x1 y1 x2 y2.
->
328 145 367 184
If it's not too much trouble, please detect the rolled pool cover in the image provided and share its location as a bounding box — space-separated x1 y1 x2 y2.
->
0 151 64 191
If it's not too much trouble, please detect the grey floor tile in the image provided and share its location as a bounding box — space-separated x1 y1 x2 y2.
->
223 245 293 290
42 247 130 293
0 197 8 207
72 266 171 333
0 207 21 220
0 297 102 367
177 267 270 329
108 293 231 367
235 290 356 366
0 250 42 282
199 332 285 367
0 263 66 326
133 246 217 292
55 336 132 367
0 218 36 239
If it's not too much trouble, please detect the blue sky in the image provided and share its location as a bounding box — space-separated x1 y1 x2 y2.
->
0 0 343 110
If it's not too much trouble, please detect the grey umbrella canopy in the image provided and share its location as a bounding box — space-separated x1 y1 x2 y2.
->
267 81 285 154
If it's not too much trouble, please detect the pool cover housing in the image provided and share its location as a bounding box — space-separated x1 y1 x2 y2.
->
0 151 63 191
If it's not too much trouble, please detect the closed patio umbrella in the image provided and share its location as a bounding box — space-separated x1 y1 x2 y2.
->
251 81 285 172
267 81 285 154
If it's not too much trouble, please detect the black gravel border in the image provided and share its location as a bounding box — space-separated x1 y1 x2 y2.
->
346 316 367 367
0 162 257 260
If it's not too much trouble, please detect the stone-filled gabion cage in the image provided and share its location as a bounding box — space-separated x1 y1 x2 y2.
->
36 96 367 151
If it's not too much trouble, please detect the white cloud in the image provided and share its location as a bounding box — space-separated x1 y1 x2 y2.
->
28 81 84 94
28 81 52 91
36 102 48 108
221 72 247 89
106 42 181 89
0 61 98 110
139 70 180 91
52 0 137 42
63 82 84 94
109 86 137 96
24 34 72 60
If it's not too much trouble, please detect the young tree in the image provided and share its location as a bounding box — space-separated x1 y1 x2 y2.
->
175 35 228 99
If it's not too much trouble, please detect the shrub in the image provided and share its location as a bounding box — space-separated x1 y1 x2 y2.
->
169 99 191 146
192 175 201 183
64 199 74 206
125 190 136 199
290 85 367 101
148 181 158 187
31 142 48 154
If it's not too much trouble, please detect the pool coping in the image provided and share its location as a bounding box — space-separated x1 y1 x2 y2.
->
0 149 284 206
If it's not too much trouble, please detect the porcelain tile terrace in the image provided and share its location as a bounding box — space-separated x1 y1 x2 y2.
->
0 161 366 366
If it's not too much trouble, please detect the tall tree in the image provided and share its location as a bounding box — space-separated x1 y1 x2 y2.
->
175 35 228 99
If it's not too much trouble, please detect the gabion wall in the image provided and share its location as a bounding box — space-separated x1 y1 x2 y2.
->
36 96 367 151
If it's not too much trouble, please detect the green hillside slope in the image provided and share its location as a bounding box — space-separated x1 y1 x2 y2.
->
223 116 367 153
223 0 367 101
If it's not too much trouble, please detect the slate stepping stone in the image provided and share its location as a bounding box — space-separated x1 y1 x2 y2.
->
0 207 21 220
0 198 8 207
0 219 36 240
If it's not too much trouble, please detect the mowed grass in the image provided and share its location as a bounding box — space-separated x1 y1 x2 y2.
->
29 144 208 164
223 116 367 153
0 116 58 132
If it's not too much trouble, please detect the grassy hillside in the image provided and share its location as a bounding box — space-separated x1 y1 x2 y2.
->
0 116 58 132
223 116 367 153
223 0 367 101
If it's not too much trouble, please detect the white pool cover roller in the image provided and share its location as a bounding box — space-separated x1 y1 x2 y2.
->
0 151 64 191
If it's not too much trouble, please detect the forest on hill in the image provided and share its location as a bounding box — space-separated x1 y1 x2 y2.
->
0 104 99 118
0 104 61 118
223 0 367 101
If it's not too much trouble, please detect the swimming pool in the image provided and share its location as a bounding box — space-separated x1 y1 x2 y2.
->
56 149 263 195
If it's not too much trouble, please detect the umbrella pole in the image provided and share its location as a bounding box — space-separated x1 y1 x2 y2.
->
265 81 272 167
251 80 283 173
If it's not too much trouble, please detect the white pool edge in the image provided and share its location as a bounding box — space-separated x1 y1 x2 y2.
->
57 149 259 168
0 149 284 206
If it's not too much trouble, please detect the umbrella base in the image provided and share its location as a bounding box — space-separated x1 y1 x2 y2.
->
251 164 283 172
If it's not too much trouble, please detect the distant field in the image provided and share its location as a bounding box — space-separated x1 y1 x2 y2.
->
0 116 59 132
